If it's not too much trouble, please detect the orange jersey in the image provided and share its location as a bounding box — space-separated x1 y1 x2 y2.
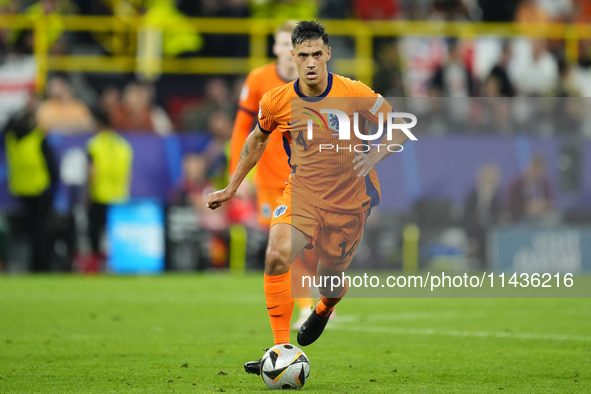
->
258 73 393 214
230 62 293 189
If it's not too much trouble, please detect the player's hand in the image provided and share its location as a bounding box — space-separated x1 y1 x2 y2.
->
206 188 236 210
353 152 378 177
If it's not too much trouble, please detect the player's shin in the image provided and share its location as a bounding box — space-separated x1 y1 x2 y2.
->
316 280 349 318
264 269 295 345
291 254 314 310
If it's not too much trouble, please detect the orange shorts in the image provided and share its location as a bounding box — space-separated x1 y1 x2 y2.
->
257 187 285 227
270 181 367 271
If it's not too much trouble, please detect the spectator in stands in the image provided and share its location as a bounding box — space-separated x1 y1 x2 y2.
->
508 39 558 96
554 59 581 97
109 81 153 133
36 74 94 134
573 0 591 23
373 38 405 97
536 0 573 22
85 111 134 272
98 86 120 115
507 154 554 222
0 32 36 130
146 83 175 135
169 152 227 231
3 91 59 272
431 0 468 21
572 39 591 97
182 78 234 131
169 153 209 207
515 0 550 23
463 164 501 268
109 81 173 135
429 39 474 97
478 78 513 133
202 111 233 179
487 41 515 97
353 0 401 20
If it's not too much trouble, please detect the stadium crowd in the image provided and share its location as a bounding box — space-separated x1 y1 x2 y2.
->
0 0 590 273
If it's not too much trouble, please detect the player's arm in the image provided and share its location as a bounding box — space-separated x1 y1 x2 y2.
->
230 75 258 174
229 109 255 174
352 87 412 177
353 117 410 177
207 124 270 210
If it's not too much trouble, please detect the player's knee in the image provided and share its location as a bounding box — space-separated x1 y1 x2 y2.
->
265 244 290 275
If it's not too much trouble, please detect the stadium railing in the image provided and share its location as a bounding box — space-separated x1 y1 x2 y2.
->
0 15 589 92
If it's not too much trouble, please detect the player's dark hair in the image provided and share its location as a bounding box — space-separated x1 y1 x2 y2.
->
291 20 329 47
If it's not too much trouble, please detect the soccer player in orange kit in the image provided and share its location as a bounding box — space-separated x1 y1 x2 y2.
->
230 20 318 329
207 20 412 374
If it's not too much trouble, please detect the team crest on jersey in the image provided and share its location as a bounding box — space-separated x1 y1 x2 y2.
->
274 205 288 218
328 113 339 132
261 203 272 219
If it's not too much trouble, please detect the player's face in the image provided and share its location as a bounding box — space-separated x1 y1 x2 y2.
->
291 39 331 87
273 32 293 64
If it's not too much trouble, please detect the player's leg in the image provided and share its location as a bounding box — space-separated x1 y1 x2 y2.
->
264 222 309 343
258 187 316 329
315 263 349 316
296 263 349 347
244 222 309 375
259 187 315 323
297 209 365 346
290 249 317 330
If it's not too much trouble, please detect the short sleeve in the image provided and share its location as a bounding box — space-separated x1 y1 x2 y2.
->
354 82 393 126
257 92 278 134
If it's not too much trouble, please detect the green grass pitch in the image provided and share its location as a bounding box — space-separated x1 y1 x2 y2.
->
0 274 589 393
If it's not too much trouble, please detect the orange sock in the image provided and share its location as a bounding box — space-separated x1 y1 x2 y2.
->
316 281 349 317
264 269 295 345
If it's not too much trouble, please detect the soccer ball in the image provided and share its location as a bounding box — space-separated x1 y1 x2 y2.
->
260 344 310 390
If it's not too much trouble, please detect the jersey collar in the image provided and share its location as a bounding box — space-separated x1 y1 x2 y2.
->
294 72 333 101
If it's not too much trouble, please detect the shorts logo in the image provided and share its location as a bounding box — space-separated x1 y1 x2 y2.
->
274 205 288 218
261 203 272 219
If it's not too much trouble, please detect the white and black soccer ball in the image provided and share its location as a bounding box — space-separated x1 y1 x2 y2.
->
260 344 310 390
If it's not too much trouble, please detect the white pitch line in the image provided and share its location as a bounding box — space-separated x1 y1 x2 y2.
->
328 325 591 342
333 311 479 323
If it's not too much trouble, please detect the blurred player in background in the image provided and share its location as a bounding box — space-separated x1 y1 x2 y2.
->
209 20 411 373
229 20 318 330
